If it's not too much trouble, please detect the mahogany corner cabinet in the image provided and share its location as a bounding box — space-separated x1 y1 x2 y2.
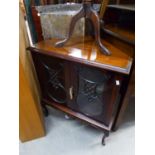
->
28 37 133 145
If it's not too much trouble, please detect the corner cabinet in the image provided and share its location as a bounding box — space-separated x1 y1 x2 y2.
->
28 37 133 145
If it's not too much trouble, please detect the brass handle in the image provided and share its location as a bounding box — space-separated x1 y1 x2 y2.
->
69 86 73 100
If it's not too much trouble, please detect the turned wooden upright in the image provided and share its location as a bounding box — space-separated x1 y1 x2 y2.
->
55 0 111 56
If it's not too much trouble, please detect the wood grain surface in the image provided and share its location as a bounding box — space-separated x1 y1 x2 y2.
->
19 6 45 142
28 37 133 74
19 60 45 142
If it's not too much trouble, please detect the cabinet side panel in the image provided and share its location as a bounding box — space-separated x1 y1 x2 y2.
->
19 61 45 142
19 6 45 142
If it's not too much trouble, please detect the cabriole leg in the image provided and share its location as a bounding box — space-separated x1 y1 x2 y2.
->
102 131 109 146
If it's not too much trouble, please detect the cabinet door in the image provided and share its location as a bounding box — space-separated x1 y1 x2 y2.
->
31 52 67 105
67 64 122 126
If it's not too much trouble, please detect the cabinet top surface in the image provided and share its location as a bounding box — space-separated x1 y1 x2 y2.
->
29 37 133 74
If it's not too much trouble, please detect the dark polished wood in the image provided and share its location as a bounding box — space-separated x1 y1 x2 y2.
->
27 0 134 145
43 98 111 131
30 50 124 126
102 130 109 145
28 35 133 145
107 4 135 11
102 0 135 46
103 24 135 45
31 6 44 42
112 66 135 131
28 37 133 74
100 0 135 130
55 0 111 55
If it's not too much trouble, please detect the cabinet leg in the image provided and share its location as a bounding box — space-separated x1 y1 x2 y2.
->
42 104 49 117
102 131 109 146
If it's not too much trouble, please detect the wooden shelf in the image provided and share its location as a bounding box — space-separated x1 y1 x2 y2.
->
43 98 113 131
103 24 135 45
107 4 135 11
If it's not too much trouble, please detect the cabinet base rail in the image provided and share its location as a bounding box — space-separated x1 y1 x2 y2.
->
42 99 113 145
